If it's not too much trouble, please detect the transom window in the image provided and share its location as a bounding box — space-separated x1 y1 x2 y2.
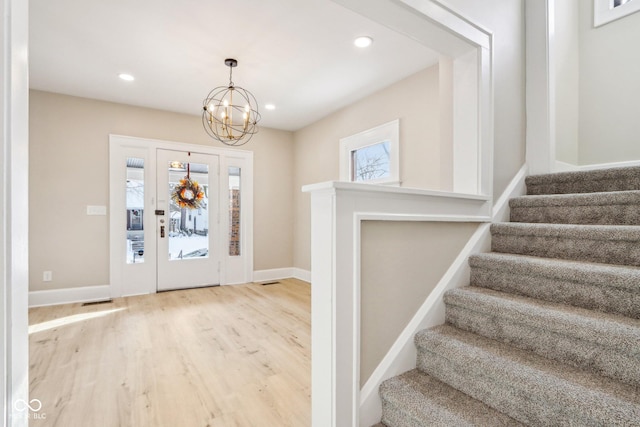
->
340 120 399 185
594 0 640 26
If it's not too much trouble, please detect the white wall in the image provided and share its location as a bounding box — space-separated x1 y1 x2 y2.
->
555 0 580 165
29 90 294 292
578 3 640 165
360 220 479 387
442 0 526 196
293 65 443 271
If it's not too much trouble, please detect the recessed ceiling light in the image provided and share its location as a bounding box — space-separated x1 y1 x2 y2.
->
265 104 276 110
118 73 135 81
354 36 373 48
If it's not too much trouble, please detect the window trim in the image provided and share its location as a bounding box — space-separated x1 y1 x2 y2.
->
594 0 640 27
339 119 400 185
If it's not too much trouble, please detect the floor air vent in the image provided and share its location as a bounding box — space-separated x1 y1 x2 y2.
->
81 299 113 306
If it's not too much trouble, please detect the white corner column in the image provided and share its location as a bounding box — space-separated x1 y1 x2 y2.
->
1 0 30 425
526 0 556 174
308 185 359 427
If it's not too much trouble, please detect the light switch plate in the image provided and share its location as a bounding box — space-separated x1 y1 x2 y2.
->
87 205 107 215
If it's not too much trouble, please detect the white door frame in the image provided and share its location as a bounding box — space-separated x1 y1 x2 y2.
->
1 0 30 424
109 134 254 298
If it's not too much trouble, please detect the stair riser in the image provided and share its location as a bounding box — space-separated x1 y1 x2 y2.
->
379 370 524 427
416 349 579 425
380 402 424 427
380 400 472 427
416 334 640 425
510 205 640 225
491 234 640 266
378 168 640 426
445 304 640 388
470 266 640 319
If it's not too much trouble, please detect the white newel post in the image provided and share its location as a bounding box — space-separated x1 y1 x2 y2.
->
309 185 359 427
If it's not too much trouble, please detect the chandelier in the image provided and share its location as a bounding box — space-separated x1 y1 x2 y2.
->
202 58 261 146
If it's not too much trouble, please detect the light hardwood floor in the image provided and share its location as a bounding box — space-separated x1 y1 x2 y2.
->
29 279 311 427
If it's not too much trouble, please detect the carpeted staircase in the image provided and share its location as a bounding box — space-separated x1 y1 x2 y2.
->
376 166 640 426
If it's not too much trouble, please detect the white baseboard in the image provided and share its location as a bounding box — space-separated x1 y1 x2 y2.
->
30 269 312 307
29 285 111 308
555 159 640 172
253 267 311 283
576 159 640 171
292 268 311 283
253 268 292 283
554 160 580 172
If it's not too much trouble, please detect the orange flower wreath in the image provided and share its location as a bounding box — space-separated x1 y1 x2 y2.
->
171 177 205 210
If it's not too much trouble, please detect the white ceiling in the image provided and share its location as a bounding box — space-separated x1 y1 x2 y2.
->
29 0 440 131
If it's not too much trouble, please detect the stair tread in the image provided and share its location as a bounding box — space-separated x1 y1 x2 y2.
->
416 325 640 407
527 165 640 182
526 166 640 187
470 252 640 291
445 286 640 352
380 369 524 426
510 190 640 207
491 222 640 240
381 167 640 425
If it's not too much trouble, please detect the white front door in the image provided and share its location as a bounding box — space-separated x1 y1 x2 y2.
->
156 149 220 291
110 135 254 297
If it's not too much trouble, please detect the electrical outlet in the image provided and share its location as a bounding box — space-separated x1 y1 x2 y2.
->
43 271 53 282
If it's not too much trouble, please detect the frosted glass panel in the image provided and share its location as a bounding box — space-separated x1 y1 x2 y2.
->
167 161 209 260
126 158 144 264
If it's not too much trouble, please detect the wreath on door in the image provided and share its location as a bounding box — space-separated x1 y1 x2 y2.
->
172 176 205 210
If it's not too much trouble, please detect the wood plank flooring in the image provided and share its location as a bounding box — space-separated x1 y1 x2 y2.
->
28 279 311 427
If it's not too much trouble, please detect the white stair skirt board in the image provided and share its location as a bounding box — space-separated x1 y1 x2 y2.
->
29 285 111 308
252 268 311 284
